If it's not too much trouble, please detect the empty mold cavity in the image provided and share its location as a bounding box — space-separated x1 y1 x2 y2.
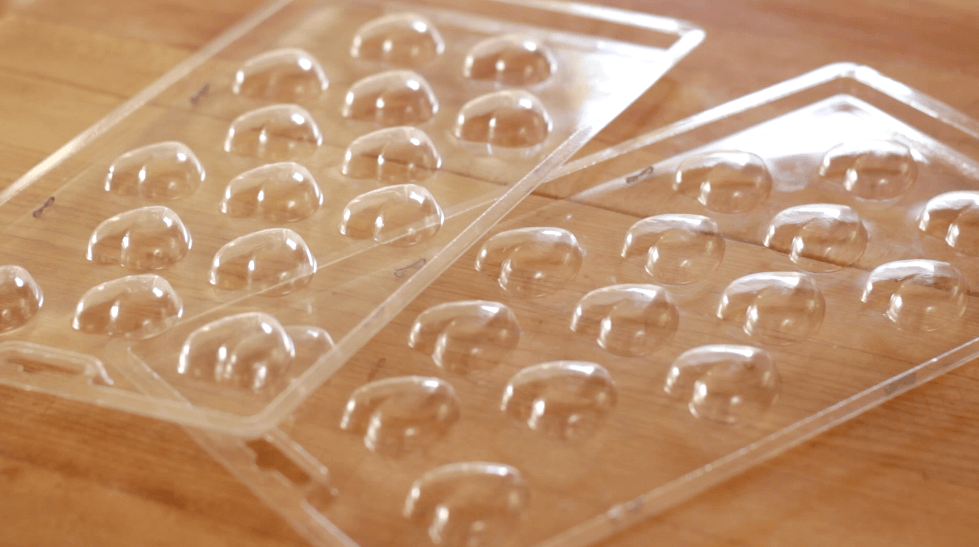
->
72 275 182 339
621 214 724 285
502 361 616 441
177 312 331 394
673 151 772 213
664 345 780 424
463 34 555 86
571 284 679 357
0 266 43 334
475 227 582 297
408 300 520 373
717 272 825 345
105 141 204 200
224 104 322 161
87 206 192 270
763 203 867 272
340 376 460 455
209 228 316 295
861 259 968 332
220 162 322 223
339 184 443 246
342 126 440 184
455 90 551 150
919 191 979 256
404 462 529 547
818 140 917 200
232 48 328 102
350 13 444 67
342 70 438 126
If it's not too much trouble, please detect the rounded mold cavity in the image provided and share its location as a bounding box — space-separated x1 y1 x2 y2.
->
673 151 772 213
621 214 724 285
342 126 440 185
404 462 529 547
664 345 780 424
408 300 520 374
463 34 555 86
340 376 460 455
861 259 967 332
72 275 182 339
220 162 323 223
105 141 204 200
87 206 192 270
475 227 583 297
350 13 444 67
209 228 316 296
0 265 43 334
818 140 917 200
918 191 979 256
717 272 825 345
232 48 328 103
455 90 551 150
501 361 616 441
570 284 679 357
342 70 438 126
224 104 322 161
176 312 331 394
339 184 443 246
763 203 868 273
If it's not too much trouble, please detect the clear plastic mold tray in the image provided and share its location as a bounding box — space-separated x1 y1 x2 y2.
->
183 64 979 547
0 0 703 434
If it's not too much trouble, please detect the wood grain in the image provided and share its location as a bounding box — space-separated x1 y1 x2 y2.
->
1 0 979 546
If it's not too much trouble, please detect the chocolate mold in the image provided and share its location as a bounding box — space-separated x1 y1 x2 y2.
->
105 141 205 200
224 104 323 161
621 214 724 285
87 206 192 270
208 228 316 295
717 272 826 345
475 227 582 297
861 259 968 332
339 184 443 246
674 151 772 213
463 34 555 86
570 284 679 357
72 275 182 339
408 300 520 374
818 140 917 200
501 361 616 441
350 13 444 68
918 191 979 256
664 344 780 424
342 126 441 184
232 48 328 103
342 70 438 126
455 90 551 151
763 203 867 272
404 462 529 547
340 376 460 454
220 162 323 223
0 266 43 334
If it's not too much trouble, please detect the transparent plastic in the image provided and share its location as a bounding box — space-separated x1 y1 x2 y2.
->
0 0 702 435
178 64 979 547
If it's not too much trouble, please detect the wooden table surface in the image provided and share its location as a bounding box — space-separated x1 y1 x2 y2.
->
1 0 979 545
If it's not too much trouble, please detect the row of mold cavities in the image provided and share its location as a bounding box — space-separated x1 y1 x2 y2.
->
232 14 557 106
673 140 918 214
106 130 442 203
223 86 552 162
470 224 968 341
